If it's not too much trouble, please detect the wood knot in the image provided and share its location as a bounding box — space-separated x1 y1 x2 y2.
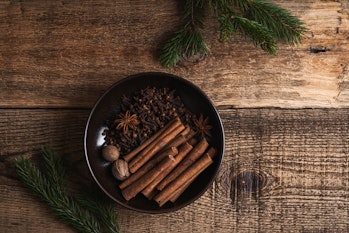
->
234 171 262 193
309 46 329 53
230 170 266 203
181 51 207 64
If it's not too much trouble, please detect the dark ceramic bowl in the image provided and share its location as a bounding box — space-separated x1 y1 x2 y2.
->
84 72 225 213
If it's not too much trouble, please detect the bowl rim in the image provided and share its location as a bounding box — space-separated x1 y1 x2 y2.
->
84 71 225 213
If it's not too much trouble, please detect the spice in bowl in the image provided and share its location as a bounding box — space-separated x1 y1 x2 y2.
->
101 86 216 207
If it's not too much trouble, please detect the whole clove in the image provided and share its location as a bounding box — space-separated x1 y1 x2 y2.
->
103 87 196 156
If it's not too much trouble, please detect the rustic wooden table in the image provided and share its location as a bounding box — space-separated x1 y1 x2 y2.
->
1 1 349 232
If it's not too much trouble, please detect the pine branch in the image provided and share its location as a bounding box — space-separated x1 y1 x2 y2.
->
160 0 208 67
14 150 119 233
78 193 120 233
15 156 101 233
159 30 186 68
159 0 307 67
225 0 250 12
41 147 65 192
246 0 306 45
183 0 206 28
219 14 277 54
15 156 54 203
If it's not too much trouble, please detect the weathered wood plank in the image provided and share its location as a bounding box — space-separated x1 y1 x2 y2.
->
1 108 348 232
0 0 348 108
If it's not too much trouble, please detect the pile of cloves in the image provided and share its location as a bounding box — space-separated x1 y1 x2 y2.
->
103 87 195 155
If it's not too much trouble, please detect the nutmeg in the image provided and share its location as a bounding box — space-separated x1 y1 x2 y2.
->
102 145 120 162
112 159 130 181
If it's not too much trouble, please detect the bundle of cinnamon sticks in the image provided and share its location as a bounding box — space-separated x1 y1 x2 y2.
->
118 117 216 207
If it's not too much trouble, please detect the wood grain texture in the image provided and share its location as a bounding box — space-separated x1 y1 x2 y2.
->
1 1 348 232
1 108 348 232
0 0 348 108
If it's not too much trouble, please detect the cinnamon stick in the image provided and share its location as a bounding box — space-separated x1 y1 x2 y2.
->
205 147 217 159
129 118 185 173
187 137 198 146
169 148 217 202
180 126 191 137
123 118 178 162
141 142 193 199
119 147 178 189
162 134 186 150
156 138 209 191
141 163 174 199
162 127 196 151
121 155 176 201
184 129 196 140
154 153 213 207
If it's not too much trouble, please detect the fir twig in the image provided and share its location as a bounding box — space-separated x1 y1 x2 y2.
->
14 149 119 233
160 0 208 67
41 147 65 192
246 0 306 45
15 156 101 233
159 0 307 67
219 14 277 54
159 30 188 68
78 192 120 233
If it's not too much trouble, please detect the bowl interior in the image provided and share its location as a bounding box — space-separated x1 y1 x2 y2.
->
84 72 225 213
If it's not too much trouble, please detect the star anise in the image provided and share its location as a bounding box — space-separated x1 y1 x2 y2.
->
193 114 212 138
114 111 140 133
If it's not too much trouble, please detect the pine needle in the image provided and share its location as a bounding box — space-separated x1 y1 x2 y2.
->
14 149 120 233
160 0 307 67
220 14 278 54
41 147 66 192
78 187 120 233
160 0 208 67
247 0 306 45
160 30 186 68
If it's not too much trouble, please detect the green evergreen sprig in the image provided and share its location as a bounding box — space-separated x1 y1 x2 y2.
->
159 0 307 67
246 0 306 45
78 191 120 233
219 14 278 54
14 148 119 233
160 0 208 67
